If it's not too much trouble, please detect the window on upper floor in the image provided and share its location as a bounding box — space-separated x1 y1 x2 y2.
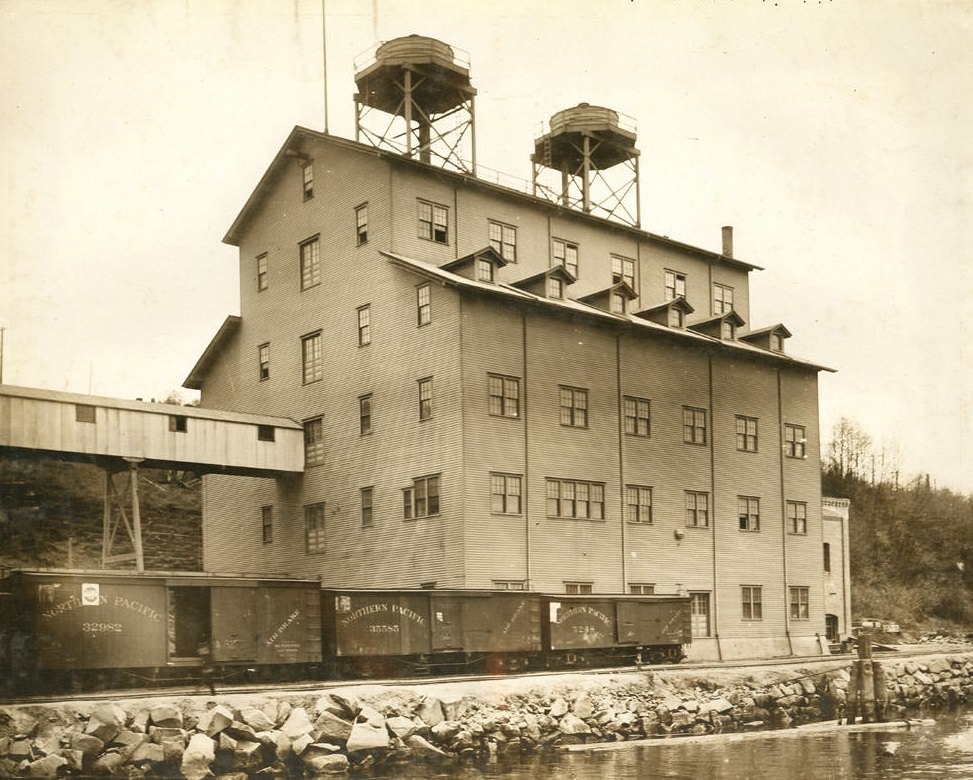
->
301 331 323 384
623 396 651 437
493 580 526 591
257 253 268 291
300 236 320 290
547 276 564 299
355 203 368 245
546 478 605 520
357 305 371 346
683 406 707 445
169 415 188 433
490 473 523 515
416 284 431 326
258 343 270 381
612 255 636 288
552 238 579 277
738 496 761 532
785 424 806 459
403 474 441 519
629 583 656 595
76 404 96 423
664 270 686 301
418 377 433 420
823 542 832 572
721 320 736 340
611 291 626 314
713 283 734 315
685 491 710 528
489 220 517 262
625 485 653 524
303 417 325 466
476 258 494 282
741 585 763 620
736 415 758 452
305 502 325 553
565 582 594 595
789 586 810 620
302 162 314 200
488 374 520 418
559 386 588 428
418 199 448 244
770 332 783 352
359 394 372 436
787 501 808 535
257 425 275 442
361 487 374 528
668 306 685 328
261 505 273 544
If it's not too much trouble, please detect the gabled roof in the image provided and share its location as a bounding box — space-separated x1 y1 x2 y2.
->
634 296 695 318
510 265 577 289
742 323 793 340
183 315 241 390
577 280 638 304
440 245 509 273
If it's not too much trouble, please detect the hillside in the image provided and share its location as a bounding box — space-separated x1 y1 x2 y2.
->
0 455 201 572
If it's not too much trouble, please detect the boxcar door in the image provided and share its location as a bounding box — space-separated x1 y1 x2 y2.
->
615 600 639 644
430 595 463 652
210 587 257 662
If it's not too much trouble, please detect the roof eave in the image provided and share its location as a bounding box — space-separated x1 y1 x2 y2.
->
183 315 242 390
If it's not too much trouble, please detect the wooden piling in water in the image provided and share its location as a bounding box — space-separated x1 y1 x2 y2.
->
872 661 888 722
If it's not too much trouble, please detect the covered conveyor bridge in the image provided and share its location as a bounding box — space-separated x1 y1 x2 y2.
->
0 385 304 571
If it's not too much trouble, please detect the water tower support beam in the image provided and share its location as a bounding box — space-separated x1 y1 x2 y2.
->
403 69 413 158
582 135 592 213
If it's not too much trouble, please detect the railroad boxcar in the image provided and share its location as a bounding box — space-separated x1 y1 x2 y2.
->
542 594 691 666
0 569 322 693
322 589 542 676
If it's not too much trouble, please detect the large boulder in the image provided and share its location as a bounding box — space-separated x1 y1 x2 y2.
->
313 711 353 744
85 703 127 743
407 734 448 759
239 708 275 733
346 721 389 752
181 733 216 780
280 708 314 740
150 704 184 728
198 704 235 737
385 716 417 740
417 696 445 727
25 753 68 778
232 739 264 771
558 713 591 735
303 752 350 773
129 741 166 765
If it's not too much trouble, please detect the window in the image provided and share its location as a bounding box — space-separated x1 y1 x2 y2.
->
76 404 96 423
713 283 734 314
625 486 653 524
301 331 323 384
546 479 605 520
690 592 711 637
257 253 268 291
490 473 522 514
683 406 707 445
785 424 806 459
302 162 314 200
416 284 431 326
258 343 270 381
629 583 655 595
623 396 650 437
770 332 783 352
493 580 526 591
357 305 371 346
738 496 761 532
664 270 686 301
300 236 320 290
169 415 188 433
488 220 517 261
559 386 588 428
611 291 626 314
418 200 448 244
685 491 710 528
305 503 326 553
418 377 433 420
787 501 808 535
547 277 564 299
552 238 579 277
735 415 758 452
823 542 832 573
261 506 273 544
304 417 325 465
355 203 368 245
257 425 275 442
359 394 372 435
565 582 593 595
721 320 736 340
361 487 374 528
403 474 441 519
612 255 636 288
668 307 684 328
741 585 763 620
789 586 810 620
476 258 494 282
488 374 520 418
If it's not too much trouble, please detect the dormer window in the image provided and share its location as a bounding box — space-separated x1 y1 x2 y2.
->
611 291 626 314
721 320 736 340
668 307 684 328
741 323 791 353
547 277 564 299
476 258 494 282
633 297 694 329
770 332 783 352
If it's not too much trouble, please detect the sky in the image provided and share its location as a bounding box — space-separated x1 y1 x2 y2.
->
1 0 971 493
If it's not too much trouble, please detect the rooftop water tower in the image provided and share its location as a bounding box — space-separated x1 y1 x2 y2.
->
531 103 641 227
354 35 477 173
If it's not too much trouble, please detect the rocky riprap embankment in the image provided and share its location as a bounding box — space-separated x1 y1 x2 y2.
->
2 652 973 777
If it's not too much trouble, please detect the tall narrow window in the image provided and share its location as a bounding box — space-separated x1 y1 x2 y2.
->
302 162 314 200
361 487 374 528
741 585 763 620
304 417 325 466
713 283 734 314
476 258 494 282
418 200 448 244
300 236 320 290
738 496 761 532
488 220 517 261
488 374 520 418
256 253 268 291
418 377 433 420
301 331 323 384
355 203 368 245
417 284 431 326
683 406 707 445
357 305 371 346
690 592 711 637
611 291 626 314
559 386 588 428
785 424 806 458
490 473 522 514
552 238 579 277
305 503 325 553
261 506 273 544
664 270 686 301
789 586 810 620
685 491 710 527
403 474 441 519
770 332 784 352
735 415 758 452
625 486 653 524
612 255 636 288
787 501 808 534
547 276 564 299
721 320 736 340
823 542 832 573
359 394 372 435
623 396 650 437
668 307 685 328
258 343 270 381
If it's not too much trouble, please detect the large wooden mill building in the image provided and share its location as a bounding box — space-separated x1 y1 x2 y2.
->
185 36 838 660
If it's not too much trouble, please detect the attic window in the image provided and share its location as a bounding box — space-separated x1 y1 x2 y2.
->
476 258 494 282
169 415 188 433
770 332 784 352
721 321 736 341
547 277 564 299
76 404 96 423
258 425 276 442
668 307 684 328
611 291 626 314
302 162 314 200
